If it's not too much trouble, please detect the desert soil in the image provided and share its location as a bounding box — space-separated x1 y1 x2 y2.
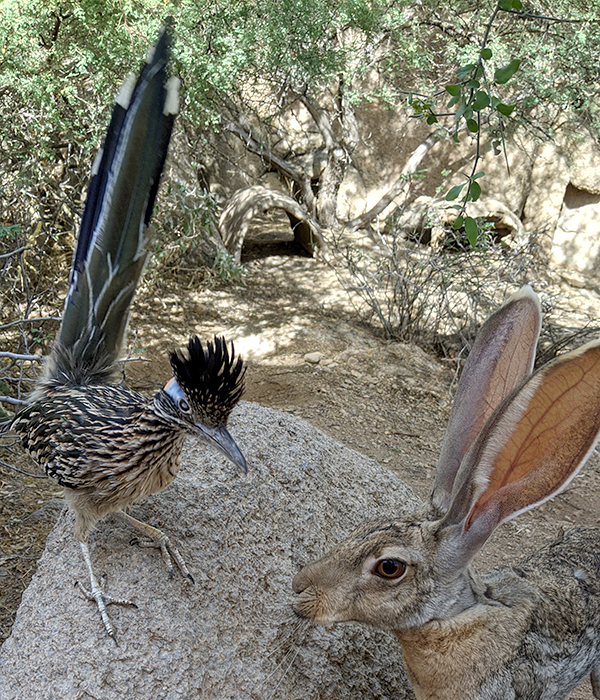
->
1 218 600 699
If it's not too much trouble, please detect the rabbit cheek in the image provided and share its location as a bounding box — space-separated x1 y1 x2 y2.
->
350 573 416 629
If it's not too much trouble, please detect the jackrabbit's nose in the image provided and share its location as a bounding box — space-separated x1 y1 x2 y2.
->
292 569 310 593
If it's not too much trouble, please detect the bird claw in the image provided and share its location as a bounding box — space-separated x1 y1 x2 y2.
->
75 579 137 644
130 534 195 584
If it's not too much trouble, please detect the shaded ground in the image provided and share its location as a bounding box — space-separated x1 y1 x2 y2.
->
1 217 600 699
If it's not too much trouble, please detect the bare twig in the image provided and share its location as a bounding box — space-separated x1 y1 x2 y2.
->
0 458 46 479
0 352 43 362
0 317 61 331
0 246 30 260
0 396 27 406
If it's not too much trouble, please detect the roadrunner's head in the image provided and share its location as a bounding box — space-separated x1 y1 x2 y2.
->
159 336 247 472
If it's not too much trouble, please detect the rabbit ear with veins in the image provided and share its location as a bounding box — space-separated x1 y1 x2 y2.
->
438 337 600 569
431 286 541 514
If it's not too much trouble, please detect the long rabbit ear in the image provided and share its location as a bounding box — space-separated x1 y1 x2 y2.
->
431 286 542 513
439 338 600 566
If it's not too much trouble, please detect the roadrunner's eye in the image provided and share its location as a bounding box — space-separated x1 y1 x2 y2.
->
178 398 191 413
374 559 407 579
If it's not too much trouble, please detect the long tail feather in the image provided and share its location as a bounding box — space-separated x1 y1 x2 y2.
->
46 28 179 388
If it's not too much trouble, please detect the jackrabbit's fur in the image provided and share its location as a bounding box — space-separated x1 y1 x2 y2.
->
293 286 600 700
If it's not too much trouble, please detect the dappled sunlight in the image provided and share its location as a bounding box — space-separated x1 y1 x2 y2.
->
130 247 363 382
553 184 600 275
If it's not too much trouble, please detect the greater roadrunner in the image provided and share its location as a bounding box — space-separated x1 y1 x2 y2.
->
10 28 246 640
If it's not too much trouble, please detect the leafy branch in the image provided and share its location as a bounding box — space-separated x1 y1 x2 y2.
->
410 0 526 245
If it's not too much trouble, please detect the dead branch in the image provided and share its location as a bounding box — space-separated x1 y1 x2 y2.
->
0 352 43 362
0 246 30 260
0 316 61 331
223 120 316 215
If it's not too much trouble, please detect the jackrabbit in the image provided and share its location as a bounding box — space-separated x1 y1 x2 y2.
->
293 286 600 700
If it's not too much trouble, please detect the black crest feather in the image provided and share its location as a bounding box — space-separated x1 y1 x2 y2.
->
170 336 245 425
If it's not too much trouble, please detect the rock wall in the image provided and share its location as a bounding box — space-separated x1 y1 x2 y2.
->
206 92 600 279
553 184 600 275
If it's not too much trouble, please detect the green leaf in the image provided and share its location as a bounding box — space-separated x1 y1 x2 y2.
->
445 84 461 96
469 181 482 201
465 217 478 246
466 79 480 89
473 171 485 180
452 131 460 143
452 215 464 230
480 48 492 60
495 59 521 85
498 0 513 8
471 90 490 111
466 118 479 133
457 63 477 80
448 94 461 108
512 0 523 8
497 102 515 116
426 113 437 124
446 184 465 201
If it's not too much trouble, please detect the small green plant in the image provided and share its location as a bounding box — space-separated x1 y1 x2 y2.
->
0 224 21 241
212 250 247 283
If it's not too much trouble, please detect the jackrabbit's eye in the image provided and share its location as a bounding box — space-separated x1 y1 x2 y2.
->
374 559 407 579
178 398 191 413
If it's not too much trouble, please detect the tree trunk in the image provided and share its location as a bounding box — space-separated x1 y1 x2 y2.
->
316 147 347 228
297 92 354 230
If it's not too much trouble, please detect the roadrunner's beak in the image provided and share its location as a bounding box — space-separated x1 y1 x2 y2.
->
197 423 248 474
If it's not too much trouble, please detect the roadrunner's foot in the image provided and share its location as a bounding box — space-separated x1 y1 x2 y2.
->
77 541 137 643
116 511 195 584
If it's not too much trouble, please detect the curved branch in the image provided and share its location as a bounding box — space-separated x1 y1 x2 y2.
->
0 246 30 260
218 186 327 262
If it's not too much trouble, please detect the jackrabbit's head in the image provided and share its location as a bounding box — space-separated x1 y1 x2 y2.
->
293 286 600 632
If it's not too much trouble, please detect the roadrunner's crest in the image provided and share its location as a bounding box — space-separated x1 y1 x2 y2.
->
170 336 246 427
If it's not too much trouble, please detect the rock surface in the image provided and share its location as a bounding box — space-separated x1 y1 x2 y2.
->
0 402 418 700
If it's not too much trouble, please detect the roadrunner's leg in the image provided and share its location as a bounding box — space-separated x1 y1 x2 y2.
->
76 541 137 643
115 511 195 584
